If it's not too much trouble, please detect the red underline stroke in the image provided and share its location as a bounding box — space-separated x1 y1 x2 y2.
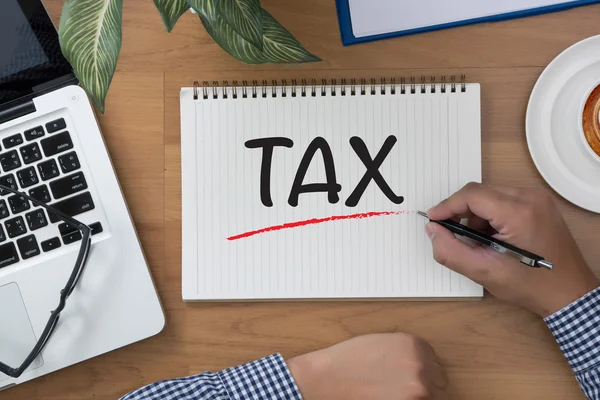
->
227 210 412 241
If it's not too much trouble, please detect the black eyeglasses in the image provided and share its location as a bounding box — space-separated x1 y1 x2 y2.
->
0 184 91 379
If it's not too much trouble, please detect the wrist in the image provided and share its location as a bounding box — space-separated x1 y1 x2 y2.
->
287 351 326 399
541 263 600 317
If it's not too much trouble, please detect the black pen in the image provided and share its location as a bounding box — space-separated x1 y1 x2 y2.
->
417 211 553 270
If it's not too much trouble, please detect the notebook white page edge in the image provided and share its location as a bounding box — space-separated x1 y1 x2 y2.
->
180 82 483 301
181 88 199 300
457 84 483 296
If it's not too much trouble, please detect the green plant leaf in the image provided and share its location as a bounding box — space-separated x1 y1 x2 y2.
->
59 0 123 113
154 0 190 32
189 0 263 62
216 0 263 50
259 8 321 63
196 10 265 63
187 0 217 21
189 0 320 64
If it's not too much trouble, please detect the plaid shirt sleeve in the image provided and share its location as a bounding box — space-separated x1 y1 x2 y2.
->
119 354 303 400
545 286 600 400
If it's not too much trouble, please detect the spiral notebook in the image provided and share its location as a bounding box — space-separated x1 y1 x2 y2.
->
180 77 483 301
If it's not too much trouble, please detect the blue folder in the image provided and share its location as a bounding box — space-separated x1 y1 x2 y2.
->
336 0 600 46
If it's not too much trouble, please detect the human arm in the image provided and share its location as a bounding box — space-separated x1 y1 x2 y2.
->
545 287 600 400
119 354 302 400
120 333 448 400
426 183 600 399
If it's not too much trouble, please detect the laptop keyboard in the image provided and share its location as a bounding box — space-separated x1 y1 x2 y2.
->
0 117 102 270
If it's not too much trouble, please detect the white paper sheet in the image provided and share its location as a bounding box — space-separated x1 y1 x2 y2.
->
348 0 576 37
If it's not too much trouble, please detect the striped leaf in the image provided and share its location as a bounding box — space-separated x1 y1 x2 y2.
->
216 0 263 50
259 8 320 63
189 0 320 64
187 0 217 21
154 0 190 32
196 10 265 63
59 0 123 113
189 0 264 62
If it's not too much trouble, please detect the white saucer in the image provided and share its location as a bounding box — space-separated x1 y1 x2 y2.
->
526 35 600 213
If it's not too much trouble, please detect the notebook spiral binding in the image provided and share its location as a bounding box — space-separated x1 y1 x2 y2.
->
192 75 467 100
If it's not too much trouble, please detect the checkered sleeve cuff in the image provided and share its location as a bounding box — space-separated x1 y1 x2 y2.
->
545 286 600 375
218 354 303 400
119 371 228 399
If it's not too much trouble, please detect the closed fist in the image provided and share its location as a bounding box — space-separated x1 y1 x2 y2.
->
288 333 448 400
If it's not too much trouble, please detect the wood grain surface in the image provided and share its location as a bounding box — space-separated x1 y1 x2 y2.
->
3 1 600 399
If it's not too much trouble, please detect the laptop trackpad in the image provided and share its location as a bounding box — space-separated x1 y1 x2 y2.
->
0 283 43 382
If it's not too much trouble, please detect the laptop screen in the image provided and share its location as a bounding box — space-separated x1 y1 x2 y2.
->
0 1 49 80
0 0 74 108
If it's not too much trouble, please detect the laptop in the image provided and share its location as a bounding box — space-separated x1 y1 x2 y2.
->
0 0 165 391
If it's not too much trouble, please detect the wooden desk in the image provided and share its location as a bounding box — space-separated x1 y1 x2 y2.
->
3 2 599 399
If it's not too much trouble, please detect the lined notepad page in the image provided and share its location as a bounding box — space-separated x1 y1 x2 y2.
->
181 81 482 301
348 0 574 37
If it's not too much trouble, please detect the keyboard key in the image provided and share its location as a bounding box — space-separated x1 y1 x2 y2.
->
28 185 51 203
41 131 73 157
0 174 17 195
48 192 95 223
62 230 82 245
17 235 40 260
41 237 61 252
25 209 47 231
5 216 27 238
45 118 66 133
0 226 5 242
0 200 8 220
2 134 23 149
58 221 99 238
50 172 87 200
8 195 30 214
89 222 103 235
58 152 80 173
37 159 59 181
19 143 42 164
58 222 77 236
0 242 19 269
24 126 45 141
17 167 39 188
0 150 21 172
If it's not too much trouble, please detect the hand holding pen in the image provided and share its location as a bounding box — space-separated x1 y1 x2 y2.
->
422 183 598 318
418 211 553 270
